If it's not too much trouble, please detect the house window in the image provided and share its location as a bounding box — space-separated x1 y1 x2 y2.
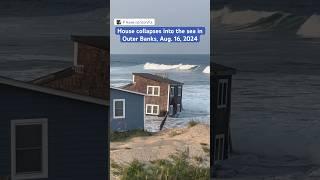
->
146 104 159 115
170 86 175 97
147 86 160 96
147 86 153 95
177 104 181 112
153 106 158 114
146 105 152 114
218 79 228 108
169 105 173 116
178 86 182 96
154 87 159 96
11 118 48 180
214 134 225 161
113 99 125 119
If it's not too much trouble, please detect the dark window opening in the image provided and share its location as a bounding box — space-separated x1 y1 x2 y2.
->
16 124 42 174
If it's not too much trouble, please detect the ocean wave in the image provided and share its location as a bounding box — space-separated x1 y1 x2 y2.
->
213 7 307 32
212 7 276 26
203 66 210 74
144 62 199 71
297 14 320 38
212 7 231 22
0 0 106 17
224 10 275 26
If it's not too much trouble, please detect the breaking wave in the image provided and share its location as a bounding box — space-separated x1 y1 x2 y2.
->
297 14 320 38
212 7 278 28
213 7 276 26
144 63 199 71
212 7 309 33
203 66 210 74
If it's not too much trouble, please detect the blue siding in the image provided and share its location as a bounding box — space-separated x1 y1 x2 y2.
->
110 89 144 131
0 84 108 180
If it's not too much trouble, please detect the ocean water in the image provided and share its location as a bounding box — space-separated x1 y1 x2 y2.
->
213 7 320 179
111 54 210 131
0 6 107 81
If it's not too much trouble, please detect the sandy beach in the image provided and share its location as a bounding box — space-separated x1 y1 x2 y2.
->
110 124 210 179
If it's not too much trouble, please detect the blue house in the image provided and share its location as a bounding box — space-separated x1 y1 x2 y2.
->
110 87 145 131
0 76 108 180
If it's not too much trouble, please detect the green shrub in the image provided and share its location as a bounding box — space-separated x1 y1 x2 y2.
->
169 130 183 137
193 156 204 163
188 120 199 128
110 129 153 142
202 146 210 154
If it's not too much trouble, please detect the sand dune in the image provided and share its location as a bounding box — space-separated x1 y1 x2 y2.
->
110 124 210 179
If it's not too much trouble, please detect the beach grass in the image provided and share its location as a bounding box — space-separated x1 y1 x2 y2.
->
110 129 153 142
202 145 210 154
111 151 210 180
188 120 199 128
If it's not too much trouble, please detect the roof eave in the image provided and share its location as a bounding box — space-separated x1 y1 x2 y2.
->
0 77 109 106
111 87 146 96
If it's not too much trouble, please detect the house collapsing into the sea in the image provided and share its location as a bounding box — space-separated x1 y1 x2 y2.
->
211 62 236 167
123 73 184 117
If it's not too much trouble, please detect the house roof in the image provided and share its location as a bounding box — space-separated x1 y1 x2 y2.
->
111 87 146 96
31 67 74 85
133 73 183 85
212 63 236 75
71 35 109 50
32 68 109 100
0 76 108 106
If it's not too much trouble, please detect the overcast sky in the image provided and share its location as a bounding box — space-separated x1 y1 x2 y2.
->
110 0 210 54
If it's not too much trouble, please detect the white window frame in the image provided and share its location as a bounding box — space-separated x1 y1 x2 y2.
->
73 42 78 66
170 86 175 97
11 118 48 180
146 104 160 115
217 79 228 108
214 134 225 161
177 104 181 112
152 105 159 115
166 85 170 112
177 86 182 96
147 86 160 96
113 99 125 119
146 104 152 114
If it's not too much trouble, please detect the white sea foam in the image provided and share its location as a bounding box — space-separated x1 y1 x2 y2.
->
211 7 231 21
144 62 198 70
309 168 320 177
202 66 210 74
223 10 275 25
297 14 320 38
212 7 276 26
143 84 210 132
